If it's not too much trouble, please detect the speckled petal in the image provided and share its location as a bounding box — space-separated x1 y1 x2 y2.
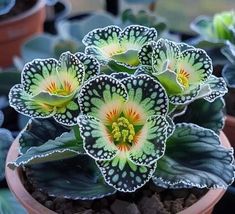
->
85 46 109 65
152 39 180 74
83 26 123 58
53 98 80 126
79 75 128 125
57 52 85 92
177 49 212 84
78 115 118 160
177 42 195 52
121 74 168 124
203 75 228 102
110 72 132 80
9 84 55 118
138 41 157 66
169 85 201 105
120 25 158 51
22 58 59 96
96 154 156 192
75 52 100 81
128 115 168 166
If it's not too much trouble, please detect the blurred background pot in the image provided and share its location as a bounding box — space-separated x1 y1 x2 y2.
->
44 0 70 34
0 0 45 68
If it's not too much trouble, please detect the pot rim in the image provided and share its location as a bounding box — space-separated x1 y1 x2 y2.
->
5 132 229 214
0 0 45 26
5 136 56 214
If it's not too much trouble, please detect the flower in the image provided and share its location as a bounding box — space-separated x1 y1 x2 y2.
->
137 38 227 104
213 11 235 41
191 10 235 43
82 25 157 73
9 52 100 126
78 74 171 191
6 25 235 201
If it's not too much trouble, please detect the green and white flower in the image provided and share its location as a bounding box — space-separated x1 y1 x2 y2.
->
83 25 157 73
78 74 172 192
9 52 100 126
137 39 228 104
191 10 235 43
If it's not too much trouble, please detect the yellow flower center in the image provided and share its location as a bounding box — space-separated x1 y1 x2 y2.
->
177 69 189 88
111 117 135 146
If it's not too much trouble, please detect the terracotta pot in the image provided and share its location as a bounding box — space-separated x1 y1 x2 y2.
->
0 0 45 68
6 132 230 214
223 115 235 148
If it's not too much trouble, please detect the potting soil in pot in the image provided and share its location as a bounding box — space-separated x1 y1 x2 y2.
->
23 168 207 214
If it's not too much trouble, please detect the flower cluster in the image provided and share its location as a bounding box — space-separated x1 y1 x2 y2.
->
8 25 234 197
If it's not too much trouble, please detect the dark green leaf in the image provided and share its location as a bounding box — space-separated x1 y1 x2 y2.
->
27 155 116 200
8 130 85 169
19 118 67 154
175 98 225 134
152 123 235 188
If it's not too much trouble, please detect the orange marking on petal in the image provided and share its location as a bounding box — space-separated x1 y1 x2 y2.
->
126 107 141 123
123 102 146 125
133 130 142 146
179 68 190 78
46 81 57 93
63 80 72 93
117 144 130 152
104 128 113 143
105 108 119 122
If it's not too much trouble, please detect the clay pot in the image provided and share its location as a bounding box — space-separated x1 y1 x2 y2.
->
6 132 230 214
0 0 45 68
223 115 235 148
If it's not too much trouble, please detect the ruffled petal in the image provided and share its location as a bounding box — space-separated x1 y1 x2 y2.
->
128 115 168 166
75 52 100 81
120 25 157 51
96 153 156 192
9 84 55 118
78 115 118 160
79 75 128 125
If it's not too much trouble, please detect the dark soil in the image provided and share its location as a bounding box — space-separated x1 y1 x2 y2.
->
23 169 207 214
0 0 36 21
